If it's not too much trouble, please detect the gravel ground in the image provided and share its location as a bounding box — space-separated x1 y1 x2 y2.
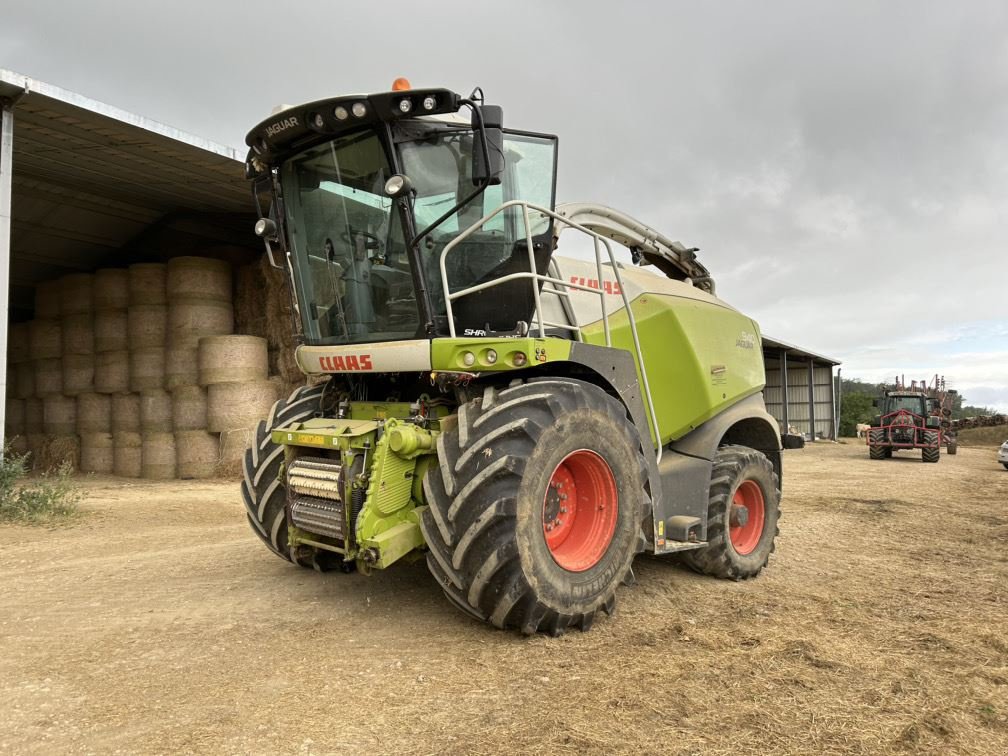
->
1 440 1005 755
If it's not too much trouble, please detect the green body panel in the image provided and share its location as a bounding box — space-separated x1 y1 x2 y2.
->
581 294 766 444
275 407 439 570
430 336 573 372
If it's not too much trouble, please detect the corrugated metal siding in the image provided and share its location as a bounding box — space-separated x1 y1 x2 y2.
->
760 351 837 440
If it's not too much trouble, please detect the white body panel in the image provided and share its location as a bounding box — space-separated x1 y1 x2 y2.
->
296 339 431 375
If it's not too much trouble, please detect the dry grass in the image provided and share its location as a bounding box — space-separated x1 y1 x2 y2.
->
0 442 1005 753
958 425 1007 447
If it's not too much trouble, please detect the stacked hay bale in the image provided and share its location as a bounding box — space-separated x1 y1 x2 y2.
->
201 335 278 475
7 253 296 479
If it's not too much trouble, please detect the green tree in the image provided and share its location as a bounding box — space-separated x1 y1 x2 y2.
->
839 392 875 437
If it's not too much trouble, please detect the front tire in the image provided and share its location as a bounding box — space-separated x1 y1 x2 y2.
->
420 379 650 635
868 429 886 460
922 430 940 463
682 445 780 580
241 383 326 563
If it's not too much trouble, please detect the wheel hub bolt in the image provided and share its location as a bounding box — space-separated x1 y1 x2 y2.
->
560 507 567 514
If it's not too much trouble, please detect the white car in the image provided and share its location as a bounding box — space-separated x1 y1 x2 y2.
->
999 440 1008 470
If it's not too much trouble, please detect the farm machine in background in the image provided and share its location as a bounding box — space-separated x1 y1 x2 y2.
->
867 375 955 462
239 81 783 635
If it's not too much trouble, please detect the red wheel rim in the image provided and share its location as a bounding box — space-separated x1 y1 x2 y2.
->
542 450 618 572
729 480 765 556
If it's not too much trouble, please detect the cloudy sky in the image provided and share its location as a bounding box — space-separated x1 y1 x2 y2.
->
4 1 1006 410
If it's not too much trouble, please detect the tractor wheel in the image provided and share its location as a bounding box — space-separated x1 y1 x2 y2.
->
922 431 940 463
946 440 958 455
681 445 780 581
241 382 330 567
868 429 886 460
420 378 650 636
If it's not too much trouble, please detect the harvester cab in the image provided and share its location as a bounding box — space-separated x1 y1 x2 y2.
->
240 81 784 635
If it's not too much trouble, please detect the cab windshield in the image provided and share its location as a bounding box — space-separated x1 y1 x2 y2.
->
280 125 557 345
888 396 925 414
281 131 416 344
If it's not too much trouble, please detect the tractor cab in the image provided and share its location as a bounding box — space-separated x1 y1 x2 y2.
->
245 84 558 346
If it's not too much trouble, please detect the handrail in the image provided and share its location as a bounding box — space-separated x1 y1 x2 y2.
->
438 200 663 461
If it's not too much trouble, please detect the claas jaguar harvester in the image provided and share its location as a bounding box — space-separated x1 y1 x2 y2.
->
241 81 783 635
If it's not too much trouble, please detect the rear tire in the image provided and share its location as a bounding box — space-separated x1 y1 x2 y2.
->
922 430 940 463
947 440 958 455
868 429 886 460
681 445 780 580
420 379 650 635
241 383 327 565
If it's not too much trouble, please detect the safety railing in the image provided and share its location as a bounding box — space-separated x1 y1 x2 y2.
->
439 200 662 460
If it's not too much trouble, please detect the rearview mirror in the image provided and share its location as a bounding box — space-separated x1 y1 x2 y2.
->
472 104 504 185
872 399 878 407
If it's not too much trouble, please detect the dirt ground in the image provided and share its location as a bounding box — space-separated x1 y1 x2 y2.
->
1 440 1006 755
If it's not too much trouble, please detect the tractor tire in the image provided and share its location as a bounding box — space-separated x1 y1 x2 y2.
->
241 382 327 565
868 429 886 460
419 378 650 636
681 445 780 581
946 440 958 455
922 430 940 463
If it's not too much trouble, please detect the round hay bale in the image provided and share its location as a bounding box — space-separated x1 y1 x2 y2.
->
60 315 95 355
80 432 114 474
60 273 94 315
167 256 233 303
112 393 141 433
128 304 167 349
175 430 219 479
198 335 267 386
141 432 176 479
76 393 112 434
14 362 35 399
113 431 142 477
34 280 61 319
206 379 279 433
140 389 173 432
62 354 95 396
26 433 47 469
128 263 167 306
36 435 80 473
6 434 29 458
94 309 128 352
167 298 234 349
218 427 253 477
28 319 61 360
34 358 63 397
43 395 77 435
165 347 198 390
24 398 44 434
129 347 165 392
94 268 128 310
5 398 25 436
94 350 130 394
8 322 30 363
172 385 207 431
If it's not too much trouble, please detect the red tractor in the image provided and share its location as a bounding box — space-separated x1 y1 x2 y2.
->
867 380 944 463
866 376 951 465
